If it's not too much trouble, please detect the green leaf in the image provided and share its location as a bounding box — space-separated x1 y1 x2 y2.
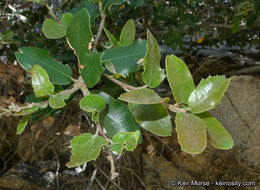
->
67 8 92 57
31 65 54 97
17 115 30 135
142 30 165 88
80 52 104 88
166 55 195 104
110 130 140 154
129 103 172 136
103 27 117 46
16 106 39 116
66 133 108 168
105 61 126 78
197 112 234 150
232 15 243 33
80 94 106 113
25 0 43 4
102 39 146 76
175 113 207 154
42 13 72 39
25 94 48 103
129 0 144 7
70 1 99 25
104 0 126 13
188 76 232 114
88 0 99 3
42 19 66 39
92 112 100 122
61 13 73 27
118 88 167 104
119 19 136 46
15 47 72 85
30 106 61 122
98 92 140 138
49 94 70 109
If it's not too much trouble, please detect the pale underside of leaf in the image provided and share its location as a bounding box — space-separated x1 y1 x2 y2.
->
66 133 108 168
142 30 165 88
175 113 207 154
197 112 234 150
118 88 166 104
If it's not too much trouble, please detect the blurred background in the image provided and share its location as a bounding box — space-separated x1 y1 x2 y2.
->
0 0 259 189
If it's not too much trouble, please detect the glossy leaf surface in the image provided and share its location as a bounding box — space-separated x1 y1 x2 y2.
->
49 94 70 109
15 47 72 85
188 76 232 113
98 92 140 138
129 103 172 136
142 30 165 88
175 113 207 154
66 133 108 168
31 65 54 97
166 55 195 104
198 112 234 150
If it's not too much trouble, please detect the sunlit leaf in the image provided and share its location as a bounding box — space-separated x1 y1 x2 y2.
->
188 76 232 114
197 112 234 150
166 55 195 104
142 30 165 88
129 103 172 136
49 94 70 109
119 19 136 46
66 133 108 168
175 113 207 154
110 130 141 154
31 65 54 97
118 88 167 104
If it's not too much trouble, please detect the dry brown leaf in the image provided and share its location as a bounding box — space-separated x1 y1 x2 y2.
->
64 124 80 136
43 117 55 128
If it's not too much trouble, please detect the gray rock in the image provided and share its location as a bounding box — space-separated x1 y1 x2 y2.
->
211 75 260 169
